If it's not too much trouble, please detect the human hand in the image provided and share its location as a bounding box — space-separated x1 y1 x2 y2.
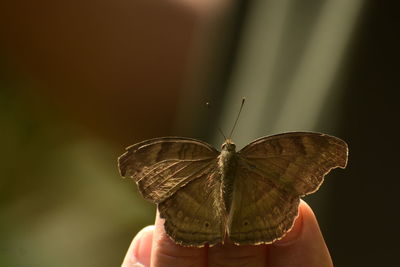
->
122 200 333 267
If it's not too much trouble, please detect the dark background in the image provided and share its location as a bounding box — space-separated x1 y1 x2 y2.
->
0 0 399 266
330 1 399 265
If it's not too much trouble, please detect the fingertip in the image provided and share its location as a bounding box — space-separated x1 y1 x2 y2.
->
151 213 207 267
269 200 333 267
122 225 155 267
298 199 317 223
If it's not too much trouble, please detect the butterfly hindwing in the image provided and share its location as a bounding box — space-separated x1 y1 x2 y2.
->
118 137 219 203
228 158 300 244
158 169 225 247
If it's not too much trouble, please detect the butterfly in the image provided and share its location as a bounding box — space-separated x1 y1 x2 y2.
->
118 132 348 247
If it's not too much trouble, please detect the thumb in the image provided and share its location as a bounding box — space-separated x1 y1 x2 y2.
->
268 200 333 267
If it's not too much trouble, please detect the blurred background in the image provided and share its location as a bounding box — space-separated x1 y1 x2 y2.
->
0 0 399 266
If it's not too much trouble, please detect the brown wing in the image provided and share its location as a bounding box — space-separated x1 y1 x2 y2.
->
238 132 348 196
228 132 348 245
228 161 300 245
118 137 219 204
158 168 225 247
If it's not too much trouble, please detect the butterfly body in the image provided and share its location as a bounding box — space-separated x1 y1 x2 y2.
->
118 132 348 247
218 139 238 215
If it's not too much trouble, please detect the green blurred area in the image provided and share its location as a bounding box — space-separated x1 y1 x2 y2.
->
0 84 154 266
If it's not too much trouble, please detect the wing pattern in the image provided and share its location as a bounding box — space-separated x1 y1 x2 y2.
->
158 168 225 247
228 132 348 244
118 137 219 203
238 132 348 196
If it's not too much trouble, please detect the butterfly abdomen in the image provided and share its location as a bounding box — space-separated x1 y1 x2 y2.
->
218 141 238 215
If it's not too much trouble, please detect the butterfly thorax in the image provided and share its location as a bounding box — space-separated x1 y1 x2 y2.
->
218 140 238 215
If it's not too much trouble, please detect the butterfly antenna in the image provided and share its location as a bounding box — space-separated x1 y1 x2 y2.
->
218 127 227 141
228 97 245 139
206 101 227 141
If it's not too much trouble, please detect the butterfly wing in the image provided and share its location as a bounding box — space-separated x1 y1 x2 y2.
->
119 137 224 246
228 132 348 244
227 162 300 245
158 168 225 247
118 137 219 204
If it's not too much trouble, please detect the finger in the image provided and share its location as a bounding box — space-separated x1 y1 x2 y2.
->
208 241 267 267
268 200 333 267
151 211 207 267
122 225 155 267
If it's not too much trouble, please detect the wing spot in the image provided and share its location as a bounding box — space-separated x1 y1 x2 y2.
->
204 221 210 228
243 220 249 226
273 206 280 215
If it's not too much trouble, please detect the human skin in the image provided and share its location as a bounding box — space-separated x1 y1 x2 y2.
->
122 200 333 267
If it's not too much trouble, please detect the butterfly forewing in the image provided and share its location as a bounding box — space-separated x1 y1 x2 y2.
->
118 137 219 203
238 132 348 196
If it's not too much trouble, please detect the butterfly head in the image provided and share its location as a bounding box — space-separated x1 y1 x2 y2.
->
221 139 236 152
